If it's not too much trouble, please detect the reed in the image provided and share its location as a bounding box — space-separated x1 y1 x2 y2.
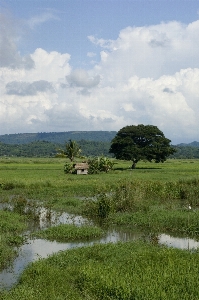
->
84 178 199 238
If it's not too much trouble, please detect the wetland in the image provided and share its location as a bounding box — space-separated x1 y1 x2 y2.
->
1 158 199 299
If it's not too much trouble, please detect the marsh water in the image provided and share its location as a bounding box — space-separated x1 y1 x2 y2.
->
1 204 199 290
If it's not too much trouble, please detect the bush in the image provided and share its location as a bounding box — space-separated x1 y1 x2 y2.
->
88 156 114 174
64 163 75 174
0 182 15 190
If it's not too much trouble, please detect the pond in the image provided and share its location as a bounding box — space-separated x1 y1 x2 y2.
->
1 204 199 290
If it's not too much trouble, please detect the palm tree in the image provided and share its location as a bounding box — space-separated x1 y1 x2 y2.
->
57 140 81 162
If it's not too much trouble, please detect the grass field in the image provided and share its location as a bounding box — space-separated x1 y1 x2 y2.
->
0 210 27 270
0 157 199 197
2 241 199 299
1 157 199 299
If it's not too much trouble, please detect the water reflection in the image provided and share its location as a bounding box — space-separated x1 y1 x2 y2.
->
1 202 199 290
0 239 85 290
159 234 199 250
38 208 90 229
0 229 143 290
1 230 199 290
1 202 91 232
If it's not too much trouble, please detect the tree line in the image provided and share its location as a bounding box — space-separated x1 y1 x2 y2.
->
0 140 112 158
0 140 199 159
59 125 197 171
0 126 199 159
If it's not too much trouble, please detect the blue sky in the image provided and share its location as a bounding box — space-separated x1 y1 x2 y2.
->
1 0 199 143
5 0 199 67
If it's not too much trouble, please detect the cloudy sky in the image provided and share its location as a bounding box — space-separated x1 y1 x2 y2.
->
1 0 199 143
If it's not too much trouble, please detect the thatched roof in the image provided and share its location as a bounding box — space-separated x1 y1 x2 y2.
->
74 163 89 170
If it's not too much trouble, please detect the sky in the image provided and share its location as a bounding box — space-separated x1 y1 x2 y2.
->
1 0 199 144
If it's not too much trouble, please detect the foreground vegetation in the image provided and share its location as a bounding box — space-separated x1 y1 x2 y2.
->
84 177 199 239
0 210 27 271
33 224 104 242
1 241 199 299
1 158 199 298
1 158 199 235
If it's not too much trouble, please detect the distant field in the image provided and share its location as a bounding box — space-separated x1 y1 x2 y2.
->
0 157 199 200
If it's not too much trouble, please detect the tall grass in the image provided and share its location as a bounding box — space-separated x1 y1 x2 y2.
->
1 158 199 298
0 210 27 270
2 241 199 299
85 178 199 214
112 209 199 237
84 178 199 238
33 224 104 242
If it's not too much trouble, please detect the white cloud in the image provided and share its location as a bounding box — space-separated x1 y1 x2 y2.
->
6 80 54 96
0 12 34 69
88 35 114 49
87 52 96 58
27 12 59 29
66 69 100 88
92 21 199 80
1 13 199 143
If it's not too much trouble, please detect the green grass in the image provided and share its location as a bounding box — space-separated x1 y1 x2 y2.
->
110 209 199 238
0 158 198 215
50 196 84 214
2 241 199 299
1 158 199 202
1 157 199 236
83 178 199 238
1 157 199 298
0 210 27 270
33 224 104 242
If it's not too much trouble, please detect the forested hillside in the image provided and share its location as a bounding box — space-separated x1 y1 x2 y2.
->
0 140 199 158
0 131 116 144
0 131 199 158
170 145 199 159
0 141 60 157
0 140 112 157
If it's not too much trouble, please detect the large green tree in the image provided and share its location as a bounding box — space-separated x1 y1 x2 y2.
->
109 124 176 169
57 140 81 162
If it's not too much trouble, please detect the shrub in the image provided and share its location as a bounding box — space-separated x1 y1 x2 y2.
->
0 182 15 190
64 163 75 174
88 156 114 174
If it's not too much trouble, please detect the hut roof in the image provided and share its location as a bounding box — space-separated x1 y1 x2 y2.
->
75 163 89 170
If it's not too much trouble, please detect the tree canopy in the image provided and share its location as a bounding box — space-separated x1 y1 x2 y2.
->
57 140 81 161
109 124 176 168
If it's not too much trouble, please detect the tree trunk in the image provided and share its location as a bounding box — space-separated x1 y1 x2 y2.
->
132 162 137 169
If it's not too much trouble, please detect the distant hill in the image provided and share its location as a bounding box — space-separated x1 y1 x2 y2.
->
0 131 117 145
170 142 199 159
0 131 199 159
1 131 198 147
0 141 60 157
176 141 199 147
0 139 112 158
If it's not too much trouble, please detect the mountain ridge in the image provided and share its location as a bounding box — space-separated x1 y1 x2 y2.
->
0 131 198 147
0 131 117 145
176 141 199 147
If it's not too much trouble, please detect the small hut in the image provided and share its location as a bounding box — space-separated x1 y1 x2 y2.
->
74 162 89 175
